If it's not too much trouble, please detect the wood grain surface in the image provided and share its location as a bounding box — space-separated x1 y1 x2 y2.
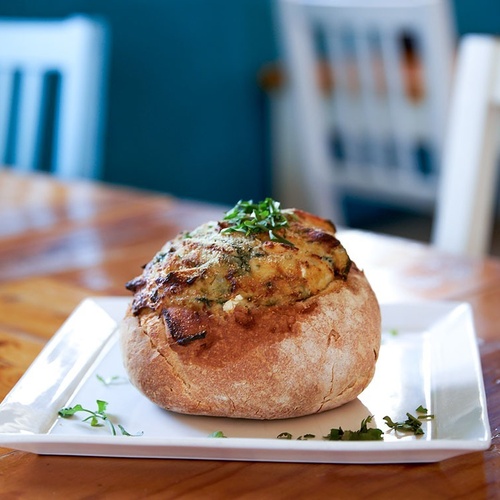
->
0 170 498 499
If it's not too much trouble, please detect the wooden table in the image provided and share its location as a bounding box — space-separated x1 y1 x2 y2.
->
0 170 498 498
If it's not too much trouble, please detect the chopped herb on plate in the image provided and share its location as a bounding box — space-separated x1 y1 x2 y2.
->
58 400 142 437
324 415 384 441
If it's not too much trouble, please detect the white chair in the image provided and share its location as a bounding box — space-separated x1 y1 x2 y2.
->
0 15 109 179
432 35 500 258
275 0 455 224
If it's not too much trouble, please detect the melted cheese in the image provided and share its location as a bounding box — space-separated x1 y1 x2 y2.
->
127 209 351 315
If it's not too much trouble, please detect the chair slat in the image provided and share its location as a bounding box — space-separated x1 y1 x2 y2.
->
0 71 14 164
277 0 455 223
15 71 44 171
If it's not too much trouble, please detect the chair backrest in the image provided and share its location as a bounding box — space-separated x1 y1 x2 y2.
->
276 0 455 223
0 15 109 179
432 35 500 257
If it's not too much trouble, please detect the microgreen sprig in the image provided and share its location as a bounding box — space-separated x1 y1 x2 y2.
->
222 198 294 246
58 400 142 436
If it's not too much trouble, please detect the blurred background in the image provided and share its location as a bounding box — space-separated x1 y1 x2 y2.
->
0 0 499 252
1 0 277 206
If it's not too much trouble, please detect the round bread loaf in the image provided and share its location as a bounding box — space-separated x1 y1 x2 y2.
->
121 203 381 420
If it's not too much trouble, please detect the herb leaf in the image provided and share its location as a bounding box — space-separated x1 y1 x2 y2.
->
324 415 384 441
383 412 427 436
208 430 227 438
277 432 293 440
415 405 435 420
222 198 294 246
58 400 142 437
58 404 85 417
297 434 316 440
96 399 108 414
383 405 435 436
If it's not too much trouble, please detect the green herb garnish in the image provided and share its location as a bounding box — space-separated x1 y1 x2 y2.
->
209 430 227 438
58 400 142 436
297 434 316 440
277 432 293 440
415 405 434 420
383 406 435 436
324 415 384 441
276 432 316 440
383 413 424 436
222 198 294 246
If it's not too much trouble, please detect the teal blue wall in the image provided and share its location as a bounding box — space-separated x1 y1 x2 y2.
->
453 0 500 35
0 0 498 205
0 0 278 206
101 1 278 205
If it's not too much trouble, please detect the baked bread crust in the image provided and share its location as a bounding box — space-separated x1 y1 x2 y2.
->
121 208 381 420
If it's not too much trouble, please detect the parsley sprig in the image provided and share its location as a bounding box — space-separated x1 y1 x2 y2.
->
58 400 142 436
222 198 294 246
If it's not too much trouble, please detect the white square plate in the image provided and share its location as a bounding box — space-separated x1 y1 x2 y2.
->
0 298 491 463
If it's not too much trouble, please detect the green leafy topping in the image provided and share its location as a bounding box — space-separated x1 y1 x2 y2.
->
208 430 227 438
277 432 293 440
222 198 294 246
58 400 142 436
324 415 384 441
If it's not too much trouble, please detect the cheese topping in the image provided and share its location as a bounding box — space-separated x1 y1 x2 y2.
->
126 208 351 316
